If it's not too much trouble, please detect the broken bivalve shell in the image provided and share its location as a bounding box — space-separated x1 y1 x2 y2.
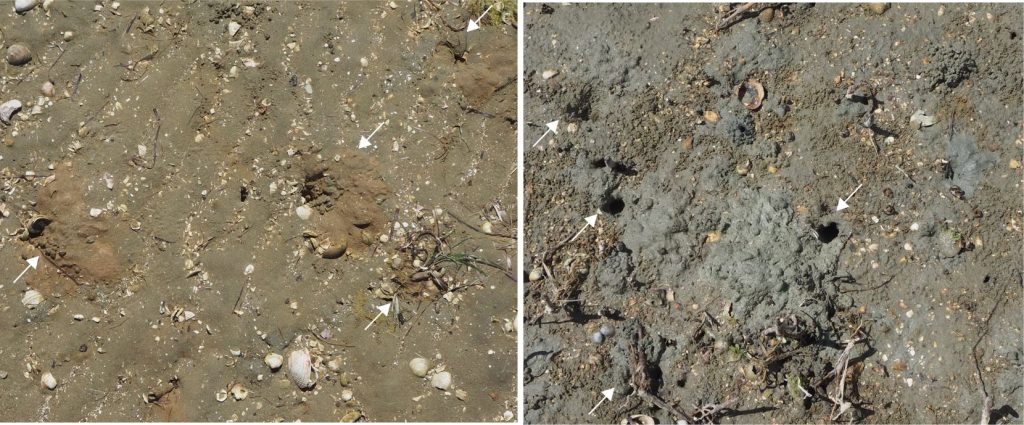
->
40 371 56 390
264 353 283 371
21 289 43 309
230 383 248 400
215 389 228 402
430 371 451 390
734 79 765 111
0 99 23 124
621 414 656 425
286 348 317 389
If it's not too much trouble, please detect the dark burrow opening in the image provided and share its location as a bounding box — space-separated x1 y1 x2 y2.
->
601 197 625 215
815 222 840 243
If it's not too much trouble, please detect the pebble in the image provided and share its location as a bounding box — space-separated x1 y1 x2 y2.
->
360 57 368 67
591 331 604 344
295 205 312 220
528 267 543 282
868 3 889 15
430 371 451 390
599 324 615 337
0 371 7 379
89 208 103 218
40 372 56 390
541 69 559 80
41 81 54 97
227 21 241 37
409 357 430 377
73 314 85 321
0 99 23 124
758 7 774 23
1010 159 1020 169
14 0 38 13
341 389 353 401
736 159 751 176
5 43 31 66
480 221 493 234
327 357 343 372
703 110 720 123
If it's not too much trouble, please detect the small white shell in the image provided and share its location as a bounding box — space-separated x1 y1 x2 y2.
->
287 348 316 389
409 357 430 377
230 383 248 400
295 205 312 220
264 353 283 371
480 221 493 234
430 371 451 390
340 388 353 401
326 357 342 372
21 289 43 309
40 372 56 390
215 389 228 402
0 99 23 124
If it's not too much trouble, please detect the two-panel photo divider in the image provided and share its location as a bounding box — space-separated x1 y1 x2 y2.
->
0 1 1021 424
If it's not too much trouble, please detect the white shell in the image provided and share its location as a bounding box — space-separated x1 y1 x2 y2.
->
340 389 353 401
0 100 23 124
528 267 544 281
910 110 937 128
40 372 56 390
215 389 228 402
430 371 451 390
480 221 493 234
295 205 312 220
230 383 248 400
409 357 430 377
286 349 316 389
264 353 283 371
14 0 38 13
21 289 43 309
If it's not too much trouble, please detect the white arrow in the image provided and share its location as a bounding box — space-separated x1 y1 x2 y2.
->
588 388 615 416
12 256 39 284
570 213 598 242
835 183 863 211
466 5 493 32
358 122 385 149
531 120 559 147
363 302 392 330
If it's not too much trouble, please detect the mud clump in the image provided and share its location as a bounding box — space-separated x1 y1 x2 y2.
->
29 171 126 287
298 151 389 257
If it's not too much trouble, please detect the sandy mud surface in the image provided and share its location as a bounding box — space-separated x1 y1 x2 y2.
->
524 3 1022 424
0 0 517 421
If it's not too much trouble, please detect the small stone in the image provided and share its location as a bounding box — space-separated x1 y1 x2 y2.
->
5 43 31 66
528 267 544 282
62 31 74 42
599 324 615 337
591 331 604 344
89 208 103 217
40 81 55 98
327 357 343 372
480 221 493 234
341 389 353 401
430 371 451 390
40 372 56 390
73 314 84 321
758 7 774 23
295 205 312 220
409 357 430 377
703 110 720 123
0 371 7 379
541 69 559 80
455 389 468 400
736 159 751 176
867 3 889 15
15 0 38 13
227 21 241 37
360 57 369 67
0 100 22 124
1010 159 1020 169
